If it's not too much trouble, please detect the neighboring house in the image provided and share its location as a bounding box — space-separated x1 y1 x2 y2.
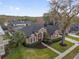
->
70 24 79 33
8 20 33 31
0 26 9 59
9 20 32 27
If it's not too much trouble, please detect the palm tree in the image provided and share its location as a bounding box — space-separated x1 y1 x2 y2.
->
12 31 26 47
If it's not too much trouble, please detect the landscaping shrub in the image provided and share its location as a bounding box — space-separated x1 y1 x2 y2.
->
23 41 46 48
52 37 62 43
23 41 41 48
43 37 62 44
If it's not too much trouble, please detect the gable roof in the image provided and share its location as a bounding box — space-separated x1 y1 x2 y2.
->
0 26 5 35
20 24 44 36
19 24 58 36
45 25 58 35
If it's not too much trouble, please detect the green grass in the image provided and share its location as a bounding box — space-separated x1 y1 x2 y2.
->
67 35 79 41
50 40 74 52
62 47 79 59
76 33 79 35
4 46 58 59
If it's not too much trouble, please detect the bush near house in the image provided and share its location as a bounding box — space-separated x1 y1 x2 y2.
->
43 37 62 45
43 31 62 44
23 41 46 48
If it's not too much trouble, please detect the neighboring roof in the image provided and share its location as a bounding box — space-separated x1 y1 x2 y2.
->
0 26 5 35
74 53 79 59
20 24 44 36
10 20 32 25
70 24 79 31
9 20 58 36
20 24 58 36
45 25 58 35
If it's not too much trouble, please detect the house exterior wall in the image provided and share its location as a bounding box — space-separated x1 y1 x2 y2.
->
25 28 47 44
51 30 59 39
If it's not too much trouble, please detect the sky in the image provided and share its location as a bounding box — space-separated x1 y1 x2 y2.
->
0 0 50 17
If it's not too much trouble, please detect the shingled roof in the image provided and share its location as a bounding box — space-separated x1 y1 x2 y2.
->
20 24 44 36
45 25 58 35
20 24 58 36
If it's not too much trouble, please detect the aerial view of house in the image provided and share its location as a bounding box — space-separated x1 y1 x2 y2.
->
8 20 59 44
0 0 79 59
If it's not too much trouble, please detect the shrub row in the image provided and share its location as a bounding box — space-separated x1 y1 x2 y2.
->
43 37 62 45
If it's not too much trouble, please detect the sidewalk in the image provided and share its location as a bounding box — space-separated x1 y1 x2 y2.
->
68 34 79 38
65 38 79 44
42 37 79 59
41 42 61 54
54 37 79 59
54 44 78 59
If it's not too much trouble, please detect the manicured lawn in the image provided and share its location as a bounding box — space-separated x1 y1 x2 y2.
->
4 46 58 59
76 33 79 35
62 46 79 59
50 40 74 52
67 35 79 41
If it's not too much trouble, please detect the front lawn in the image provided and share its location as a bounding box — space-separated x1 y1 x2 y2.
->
67 35 79 41
62 46 79 59
76 33 79 35
4 46 58 59
50 40 74 52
